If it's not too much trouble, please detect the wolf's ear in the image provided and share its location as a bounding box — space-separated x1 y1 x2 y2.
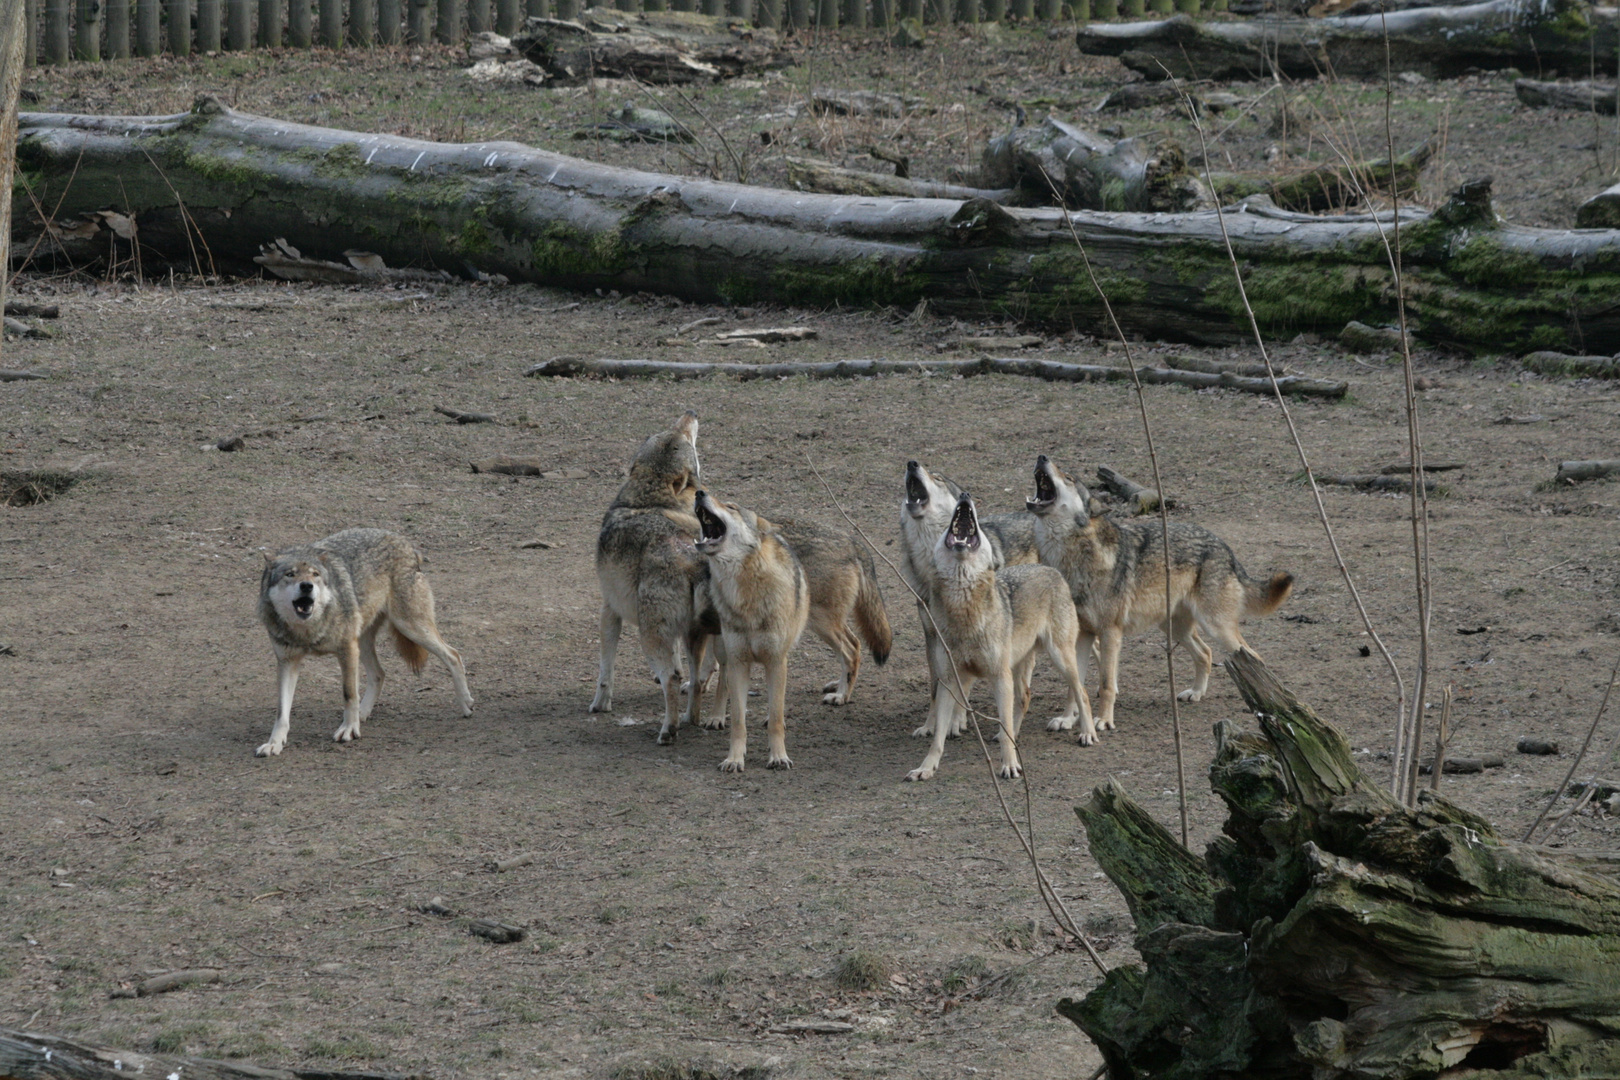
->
1087 496 1107 519
260 551 274 569
674 411 699 446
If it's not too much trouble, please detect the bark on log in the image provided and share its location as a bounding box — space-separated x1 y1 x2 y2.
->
511 7 792 83
1521 350 1620 378
1577 181 1620 228
15 101 1620 353
523 355 1351 398
1076 0 1620 82
1210 139 1433 213
1094 465 1169 513
1515 77 1618 114
1316 472 1441 492
1059 650 1620 1080
0 1026 422 1080
1555 458 1620 482
968 115 1210 212
784 156 1014 201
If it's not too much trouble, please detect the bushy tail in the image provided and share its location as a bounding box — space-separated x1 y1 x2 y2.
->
854 556 893 666
392 626 430 674
1244 572 1294 617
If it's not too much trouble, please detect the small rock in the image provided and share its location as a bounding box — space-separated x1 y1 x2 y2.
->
1339 320 1408 355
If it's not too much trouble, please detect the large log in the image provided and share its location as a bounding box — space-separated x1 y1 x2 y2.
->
1058 651 1620 1080
968 116 1209 212
1077 0 1620 82
1515 77 1618 115
0 1026 418 1080
511 7 792 83
13 100 1620 352
1578 181 1620 228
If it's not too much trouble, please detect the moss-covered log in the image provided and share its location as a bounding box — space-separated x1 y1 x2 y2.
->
1515 78 1618 115
14 100 1620 352
1077 0 1619 82
1059 650 1620 1080
510 7 792 84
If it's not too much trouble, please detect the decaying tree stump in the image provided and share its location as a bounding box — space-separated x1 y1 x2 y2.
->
1060 650 1620 1080
1076 0 1620 82
14 101 1620 352
510 7 792 84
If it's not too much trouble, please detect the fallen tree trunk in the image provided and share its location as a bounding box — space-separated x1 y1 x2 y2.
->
1521 349 1620 378
14 100 1620 352
1210 138 1433 213
1076 0 1620 82
1556 458 1620 482
1060 651 1620 1080
784 156 1013 202
0 1026 414 1080
522 355 1352 397
511 7 792 84
1578 181 1620 228
967 116 1209 212
1515 77 1618 114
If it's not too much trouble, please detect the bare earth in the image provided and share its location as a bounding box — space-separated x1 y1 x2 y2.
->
3 31 1620 1080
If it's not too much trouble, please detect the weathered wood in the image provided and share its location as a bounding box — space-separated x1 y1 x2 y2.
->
969 115 1208 212
197 0 221 50
136 968 221 995
810 87 923 117
135 0 160 53
513 8 792 83
0 368 46 380
15 102 1620 354
0 1025 428 1080
1515 77 1617 114
1316 472 1441 493
1521 349 1620 378
1094 465 1167 514
434 404 495 423
784 156 1013 202
1077 0 1620 82
468 918 526 943
523 355 1350 398
1211 138 1433 213
1578 181 1620 228
1061 650 1620 1080
1556 458 1620 482
469 455 542 475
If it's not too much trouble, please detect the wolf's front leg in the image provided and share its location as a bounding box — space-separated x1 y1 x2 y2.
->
257 653 302 757
333 639 364 743
764 653 793 770
992 667 1022 779
907 673 961 781
719 655 750 772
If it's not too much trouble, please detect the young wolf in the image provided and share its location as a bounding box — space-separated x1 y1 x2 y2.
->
774 519 891 706
899 461 1040 738
693 491 810 772
592 411 715 744
1026 455 1294 744
257 528 472 757
909 493 1090 782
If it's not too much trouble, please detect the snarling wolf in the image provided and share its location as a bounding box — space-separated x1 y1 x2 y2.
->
1027 455 1293 744
257 528 472 757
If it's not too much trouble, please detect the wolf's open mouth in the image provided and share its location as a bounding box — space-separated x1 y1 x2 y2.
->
696 497 726 548
1028 457 1057 511
905 461 930 513
946 496 979 551
292 596 315 618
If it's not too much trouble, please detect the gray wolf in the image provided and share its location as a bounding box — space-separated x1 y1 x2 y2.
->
773 518 892 705
693 491 810 772
908 492 1089 782
1026 455 1293 744
257 528 472 757
591 411 715 745
899 460 1040 738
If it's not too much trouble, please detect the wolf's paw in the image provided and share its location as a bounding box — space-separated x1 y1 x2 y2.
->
1176 688 1204 703
656 726 677 746
458 694 475 716
821 691 848 706
333 722 360 743
1046 712 1077 732
911 723 931 738
822 678 840 695
697 714 728 731
1097 716 1116 732
255 740 284 757
999 762 1023 780
905 765 936 782
1076 729 1099 747
589 689 612 713
719 756 746 773
767 753 793 771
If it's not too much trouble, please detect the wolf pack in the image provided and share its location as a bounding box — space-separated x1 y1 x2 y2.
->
256 411 1293 780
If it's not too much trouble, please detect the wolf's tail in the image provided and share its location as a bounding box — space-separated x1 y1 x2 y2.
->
854 555 893 666
1243 571 1294 617
392 626 430 674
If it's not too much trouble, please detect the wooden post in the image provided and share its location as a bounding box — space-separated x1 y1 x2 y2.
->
841 0 863 26
898 0 918 18
72 0 98 59
669 0 692 10
868 0 886 25
195 0 219 47
318 0 340 45
613 0 631 11
1089 0 1111 16
406 0 427 39
979 0 1000 18
814 0 834 24
463 0 484 32
698 0 719 14
726 0 749 17
288 0 309 42
644 0 665 11
435 0 459 44
225 0 248 44
550 0 572 19
42 0 63 61
526 0 549 18
754 0 776 25
348 0 372 43
954 0 974 22
1036 0 1057 16
0 0 28 343
107 0 129 55
167 0 189 51
493 0 515 33
23 0 33 63
260 0 281 42
134 0 156 49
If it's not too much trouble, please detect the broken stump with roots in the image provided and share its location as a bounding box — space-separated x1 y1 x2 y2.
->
1061 650 1620 1080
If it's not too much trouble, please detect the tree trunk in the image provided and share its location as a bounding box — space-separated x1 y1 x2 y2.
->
167 0 189 52
1515 77 1617 114
0 0 25 355
1059 650 1620 1080
513 8 793 82
196 0 220 49
14 100 1620 353
1076 0 1620 81
107 0 130 54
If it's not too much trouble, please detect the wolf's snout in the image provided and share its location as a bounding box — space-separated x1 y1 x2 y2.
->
299 581 314 595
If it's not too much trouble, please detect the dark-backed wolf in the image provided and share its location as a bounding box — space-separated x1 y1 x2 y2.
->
592 411 715 744
257 528 472 757
908 493 1090 782
774 519 891 706
693 491 810 772
1026 455 1293 744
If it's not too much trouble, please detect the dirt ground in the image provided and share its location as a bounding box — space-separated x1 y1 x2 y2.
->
2 28 1620 1080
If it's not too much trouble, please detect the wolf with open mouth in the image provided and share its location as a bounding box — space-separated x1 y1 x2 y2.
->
257 528 472 757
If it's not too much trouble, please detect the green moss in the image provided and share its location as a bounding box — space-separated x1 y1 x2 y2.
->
311 141 370 180
761 256 927 308
529 222 629 279
1544 1 1592 42
457 216 493 256
178 149 267 190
